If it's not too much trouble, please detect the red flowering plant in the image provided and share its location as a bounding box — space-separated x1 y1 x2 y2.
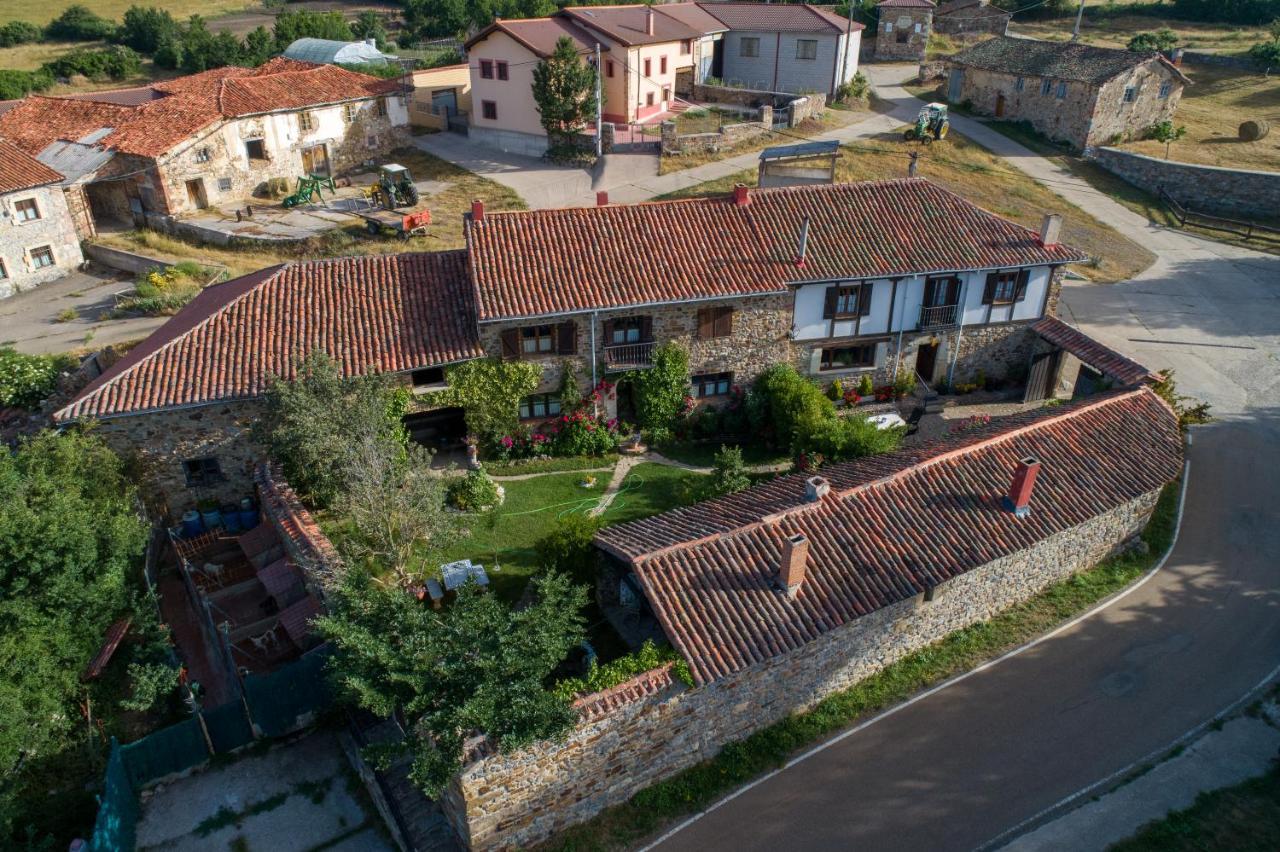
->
549 408 623 456
843 389 862 407
874 385 894 402
948 413 992 435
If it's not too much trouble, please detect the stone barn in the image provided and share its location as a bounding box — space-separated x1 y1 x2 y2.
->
946 36 1189 150
874 0 935 61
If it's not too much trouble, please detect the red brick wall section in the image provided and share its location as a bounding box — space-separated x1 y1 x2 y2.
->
254 463 340 591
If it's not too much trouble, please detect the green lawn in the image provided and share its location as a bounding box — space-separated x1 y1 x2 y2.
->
655 442 790 470
598 462 707 526
1112 765 1280 852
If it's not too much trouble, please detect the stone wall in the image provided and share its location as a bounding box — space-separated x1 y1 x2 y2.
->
1085 146 1280 219
95 401 266 518
660 109 772 156
874 9 932 61
0 182 85 298
934 1 1009 37
444 488 1165 849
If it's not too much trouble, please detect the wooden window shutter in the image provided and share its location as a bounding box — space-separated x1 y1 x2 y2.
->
982 273 998 305
822 286 838 319
716 307 734 337
500 328 520 360
1014 269 1031 302
696 307 713 339
557 321 577 354
859 282 873 316
640 315 653 341
602 319 616 344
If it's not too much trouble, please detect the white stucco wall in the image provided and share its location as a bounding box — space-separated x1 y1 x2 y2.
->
468 31 549 138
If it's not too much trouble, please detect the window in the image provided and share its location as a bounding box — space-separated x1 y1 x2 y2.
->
480 59 494 79
183 457 223 487
30 246 54 268
914 22 923 33
1158 82 1172 99
411 367 446 389
194 146 211 163
521 324 556 354
1056 81 1067 99
883 22 894 33
822 284 871 319
820 344 876 371
681 39 692 56
299 112 314 132
697 305 734 339
646 92 655 107
1014 76 1024 92
692 371 733 399
218 177 233 192
897 27 909 44
482 100 497 120
609 317 647 345
0 258 7 280
740 37 759 57
519 393 562 420
375 96 388 117
661 56 669 74
982 269 1030 305
14 198 39 222
245 139 267 160
607 60 615 78
1041 78 1053 96
1123 86 1136 103
497 61 509 81
796 39 818 60
344 103 359 122
644 58 651 77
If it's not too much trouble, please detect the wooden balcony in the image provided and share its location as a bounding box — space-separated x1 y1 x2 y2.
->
603 341 656 369
919 304 959 330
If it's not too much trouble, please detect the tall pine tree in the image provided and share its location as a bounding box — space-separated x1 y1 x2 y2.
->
531 36 600 148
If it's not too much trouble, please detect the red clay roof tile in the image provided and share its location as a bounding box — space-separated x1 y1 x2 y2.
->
0 138 63 193
466 179 1087 321
596 388 1183 684
1032 316 1158 386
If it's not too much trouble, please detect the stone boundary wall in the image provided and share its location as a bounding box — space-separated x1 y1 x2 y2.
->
81 243 172 276
255 462 341 594
1085 146 1280 218
442 489 1165 849
690 83 827 125
661 110 772 156
1183 51 1262 71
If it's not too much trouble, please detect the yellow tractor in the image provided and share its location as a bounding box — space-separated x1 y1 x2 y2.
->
904 103 950 145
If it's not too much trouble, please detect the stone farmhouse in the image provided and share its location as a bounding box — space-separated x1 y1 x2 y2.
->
874 0 935 62
55 178 1086 513
463 3 862 156
0 138 85 298
946 36 1190 150
445 385 1183 848
0 58 408 235
933 0 1011 38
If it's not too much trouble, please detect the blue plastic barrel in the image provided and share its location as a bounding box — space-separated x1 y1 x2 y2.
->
181 510 203 538
221 504 242 534
200 508 222 530
239 498 258 530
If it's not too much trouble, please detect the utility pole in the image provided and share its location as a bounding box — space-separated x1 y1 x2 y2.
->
839 2 854 91
1070 0 1086 42
594 42 603 159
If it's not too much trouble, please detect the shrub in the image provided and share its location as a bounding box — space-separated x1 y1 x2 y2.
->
45 5 117 41
0 69 54 100
1250 36 1280 67
893 369 917 399
0 21 41 48
114 264 206 316
549 410 622 457
629 342 690 430
448 467 501 512
794 412 903 463
553 640 690 701
747 364 833 450
857 374 874 397
709 445 751 497
834 71 870 103
1171 0 1280 26
0 348 75 410
826 379 843 401
1127 29 1179 53
534 513 601 584
1151 370 1212 428
43 45 142 81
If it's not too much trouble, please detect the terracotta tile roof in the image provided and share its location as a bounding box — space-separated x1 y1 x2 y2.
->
698 3 861 33
466 179 1087 321
279 594 323 646
654 3 730 34
572 664 677 720
950 36 1190 85
55 252 482 421
465 17 599 57
0 138 64 193
0 60 397 159
561 5 704 45
877 0 936 7
597 388 1183 684
1032 316 1158 386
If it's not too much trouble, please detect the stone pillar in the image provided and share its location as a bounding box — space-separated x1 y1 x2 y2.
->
660 120 678 155
759 104 773 129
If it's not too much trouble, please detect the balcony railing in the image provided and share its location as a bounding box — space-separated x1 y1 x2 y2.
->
919 304 959 330
603 341 656 369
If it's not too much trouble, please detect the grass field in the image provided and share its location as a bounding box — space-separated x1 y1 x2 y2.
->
93 147 526 278
1112 765 1280 852
1117 62 1280 173
1009 5 1274 55
659 129 1155 283
0 0 252 27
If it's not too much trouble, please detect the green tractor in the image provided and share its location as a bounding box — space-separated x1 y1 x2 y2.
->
367 163 420 210
904 103 950 145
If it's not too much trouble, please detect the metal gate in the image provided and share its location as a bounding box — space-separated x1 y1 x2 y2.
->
611 122 660 152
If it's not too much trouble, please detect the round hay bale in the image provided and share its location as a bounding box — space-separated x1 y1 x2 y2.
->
1238 119 1271 142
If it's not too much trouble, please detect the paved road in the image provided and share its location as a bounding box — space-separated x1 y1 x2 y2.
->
0 268 166 355
653 69 1280 852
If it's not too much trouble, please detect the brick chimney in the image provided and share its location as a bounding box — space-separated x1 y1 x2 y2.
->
804 475 829 502
1005 456 1041 518
596 190 609 206
1039 213 1062 247
647 6 655 36
778 533 809 598
471 199 485 222
733 183 750 207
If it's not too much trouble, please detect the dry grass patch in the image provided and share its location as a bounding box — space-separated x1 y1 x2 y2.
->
659 128 1154 282
0 0 252 27
1009 8 1273 54
657 106 867 175
1117 62 1280 173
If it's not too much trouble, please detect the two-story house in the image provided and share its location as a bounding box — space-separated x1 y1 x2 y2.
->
707 3 863 96
0 138 86 298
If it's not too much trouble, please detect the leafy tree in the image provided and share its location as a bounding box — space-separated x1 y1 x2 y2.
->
119 6 180 53
628 342 690 431
1251 21 1280 67
531 35 599 146
534 514 601 585
709 445 751 496
0 69 53 100
401 0 469 41
351 10 389 50
440 358 542 446
1172 0 1280 26
253 350 411 508
747 364 834 451
242 26 275 67
1127 28 1179 53
0 21 42 48
316 567 587 796
0 348 74 410
273 9 354 51
1147 119 1187 159
44 5 117 41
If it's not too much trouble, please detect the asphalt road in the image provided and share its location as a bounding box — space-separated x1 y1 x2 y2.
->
652 72 1280 852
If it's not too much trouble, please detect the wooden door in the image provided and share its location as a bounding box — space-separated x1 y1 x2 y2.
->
915 341 939 383
995 93 1006 118
184 179 207 209
301 144 330 177
1023 351 1058 403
